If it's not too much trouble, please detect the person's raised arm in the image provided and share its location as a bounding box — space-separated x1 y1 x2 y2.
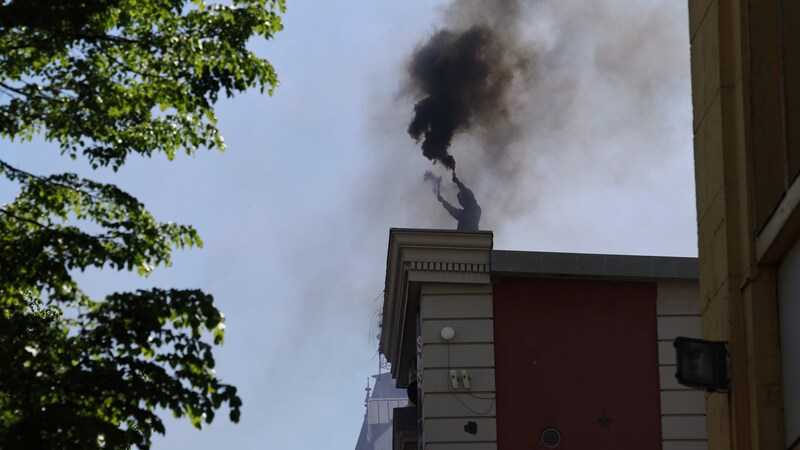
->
438 194 462 220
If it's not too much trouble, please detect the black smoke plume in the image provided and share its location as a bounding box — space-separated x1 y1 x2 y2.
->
405 5 529 172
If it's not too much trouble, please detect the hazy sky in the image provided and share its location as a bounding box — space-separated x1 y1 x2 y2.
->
0 0 696 448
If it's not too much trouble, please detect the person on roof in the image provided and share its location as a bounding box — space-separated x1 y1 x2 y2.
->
437 173 481 231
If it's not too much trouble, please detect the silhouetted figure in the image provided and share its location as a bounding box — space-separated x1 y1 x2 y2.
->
437 174 481 231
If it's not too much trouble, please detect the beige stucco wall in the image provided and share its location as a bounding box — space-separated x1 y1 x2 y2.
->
689 0 800 448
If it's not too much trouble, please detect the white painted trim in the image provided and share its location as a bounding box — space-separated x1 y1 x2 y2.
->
757 176 800 261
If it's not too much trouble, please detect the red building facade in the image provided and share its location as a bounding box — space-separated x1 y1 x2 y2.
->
494 278 661 448
382 229 707 449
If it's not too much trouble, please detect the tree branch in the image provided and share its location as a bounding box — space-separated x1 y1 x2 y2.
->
0 159 102 202
64 32 142 46
0 81 28 97
96 46 169 82
0 206 49 230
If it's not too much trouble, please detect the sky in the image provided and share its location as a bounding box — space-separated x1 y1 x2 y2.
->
1 0 697 448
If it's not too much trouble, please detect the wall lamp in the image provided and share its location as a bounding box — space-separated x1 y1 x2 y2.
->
673 336 730 392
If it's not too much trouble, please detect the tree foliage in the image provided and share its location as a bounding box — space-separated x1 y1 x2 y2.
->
0 0 284 447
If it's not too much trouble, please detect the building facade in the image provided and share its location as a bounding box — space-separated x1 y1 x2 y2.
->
380 228 707 449
689 1 800 448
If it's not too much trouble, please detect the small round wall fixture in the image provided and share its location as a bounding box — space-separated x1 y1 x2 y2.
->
540 427 561 448
440 326 455 341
